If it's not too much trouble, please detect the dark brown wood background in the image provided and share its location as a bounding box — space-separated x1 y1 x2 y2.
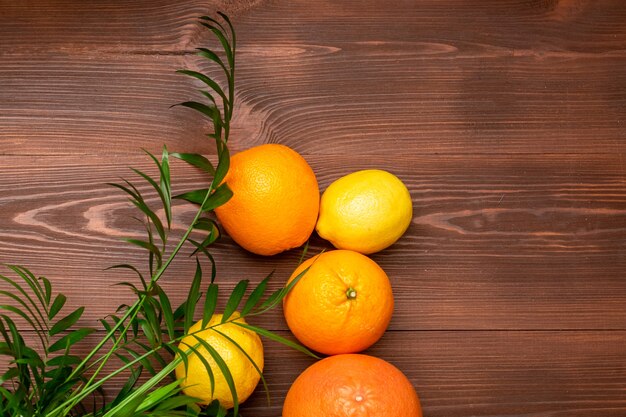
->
2 0 626 415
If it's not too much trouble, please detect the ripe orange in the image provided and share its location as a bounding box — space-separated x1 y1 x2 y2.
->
283 250 394 355
283 354 422 417
214 144 319 256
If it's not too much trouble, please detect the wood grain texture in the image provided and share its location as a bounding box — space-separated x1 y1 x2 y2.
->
0 0 261 54
230 0 626 155
1 153 626 331
1 0 626 415
6 330 626 417
244 330 626 417
2 0 625 155
0 54 240 156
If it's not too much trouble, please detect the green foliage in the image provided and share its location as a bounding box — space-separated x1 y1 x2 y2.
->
0 265 95 417
0 12 315 417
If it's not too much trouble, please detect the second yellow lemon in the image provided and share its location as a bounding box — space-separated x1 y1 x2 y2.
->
175 313 263 409
316 169 412 254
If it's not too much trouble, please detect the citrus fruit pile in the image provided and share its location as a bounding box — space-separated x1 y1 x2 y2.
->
214 143 412 257
175 143 420 416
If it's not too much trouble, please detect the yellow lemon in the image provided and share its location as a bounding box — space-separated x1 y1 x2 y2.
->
174 313 263 409
316 169 412 254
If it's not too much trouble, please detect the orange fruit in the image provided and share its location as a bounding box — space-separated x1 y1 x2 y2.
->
283 250 394 355
283 354 422 417
214 144 319 256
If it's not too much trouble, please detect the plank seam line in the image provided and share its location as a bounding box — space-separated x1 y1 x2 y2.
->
2 152 625 158
13 328 626 333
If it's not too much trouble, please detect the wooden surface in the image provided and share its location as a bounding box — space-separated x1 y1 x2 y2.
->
1 0 626 415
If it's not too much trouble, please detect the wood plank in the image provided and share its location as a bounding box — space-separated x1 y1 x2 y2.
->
234 53 626 155
1 153 625 330
0 54 229 156
231 0 626 155
0 0 259 54
237 0 626 51
2 53 624 156
3 0 626 55
2 1 625 156
245 330 626 417
4 330 626 416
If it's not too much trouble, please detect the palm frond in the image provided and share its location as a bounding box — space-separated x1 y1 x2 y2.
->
1 13 317 417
